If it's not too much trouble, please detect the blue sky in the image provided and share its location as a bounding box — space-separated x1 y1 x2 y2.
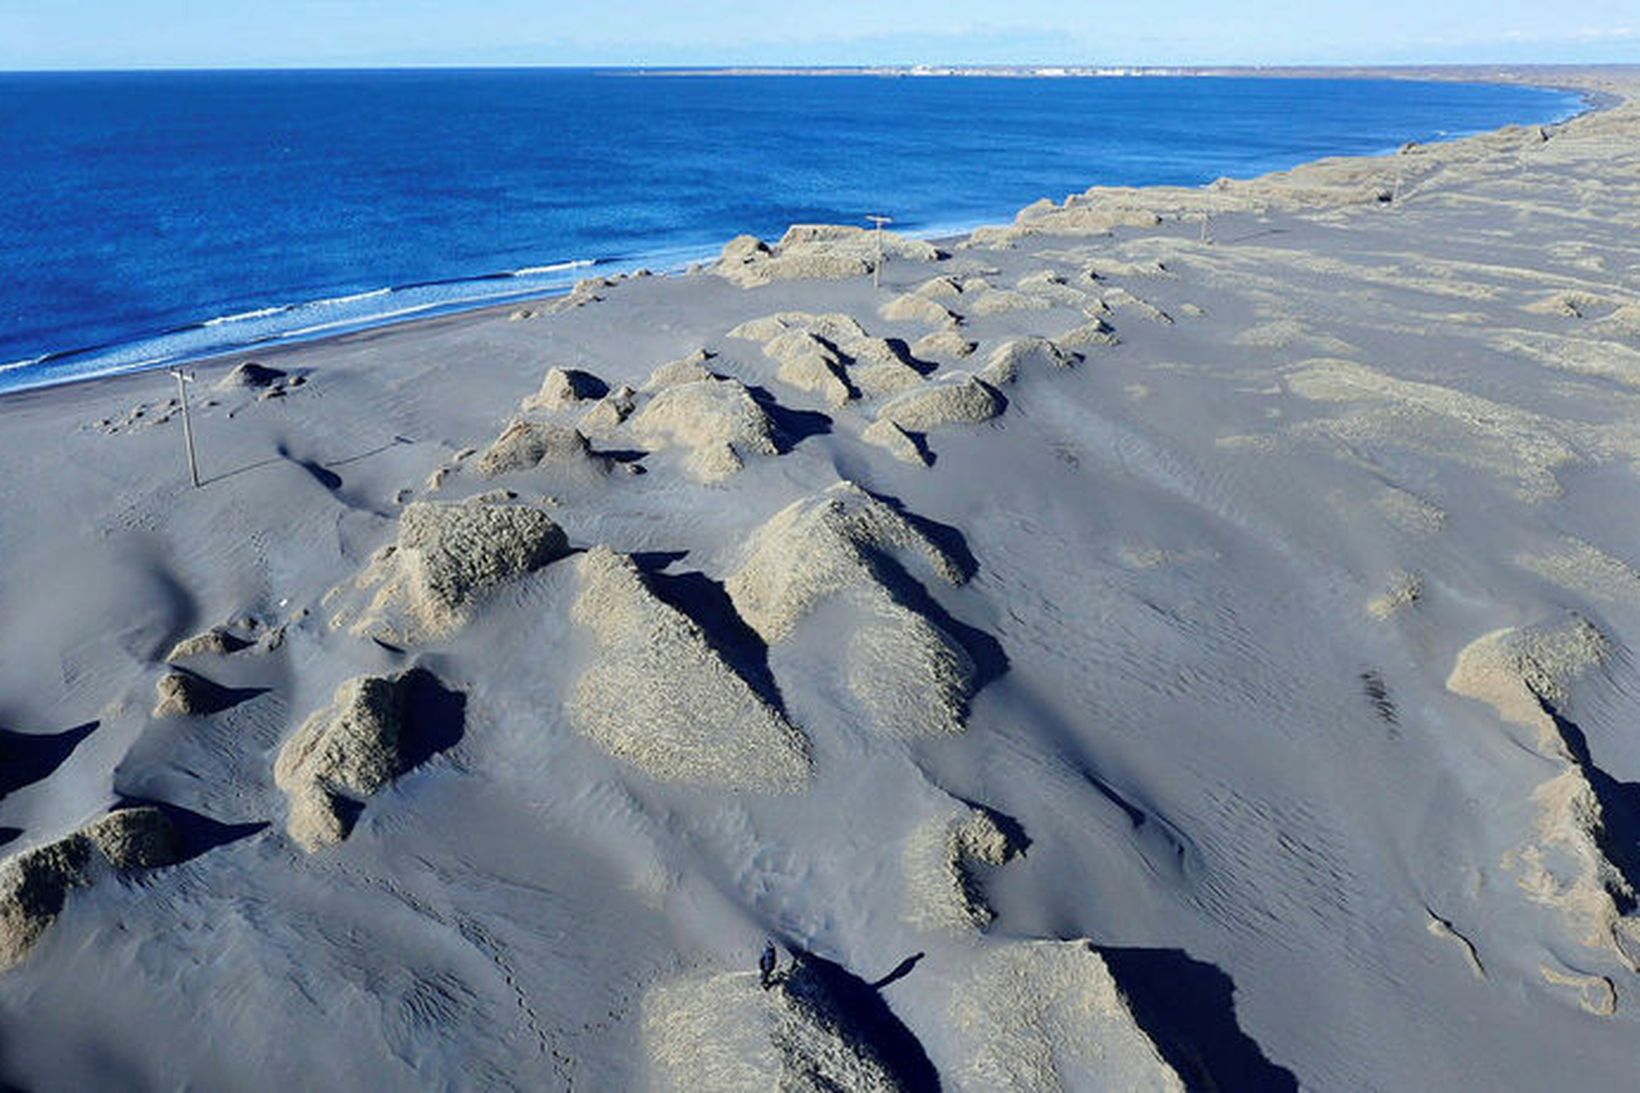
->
1 0 1636 69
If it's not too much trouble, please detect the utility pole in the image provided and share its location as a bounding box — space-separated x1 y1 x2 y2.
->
169 367 200 488
866 214 893 290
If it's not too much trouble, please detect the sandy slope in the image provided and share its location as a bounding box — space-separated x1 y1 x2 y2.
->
1 68 1639 1091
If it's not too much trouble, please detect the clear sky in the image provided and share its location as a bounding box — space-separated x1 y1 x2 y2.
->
1 0 1636 70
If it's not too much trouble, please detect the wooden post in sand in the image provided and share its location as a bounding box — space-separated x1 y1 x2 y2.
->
866 214 893 290
169 368 201 489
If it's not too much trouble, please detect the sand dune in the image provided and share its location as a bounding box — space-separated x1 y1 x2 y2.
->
875 372 1002 433
949 940 1184 1092
727 482 976 737
1448 617 1640 972
717 223 944 288
644 962 919 1091
275 667 462 850
902 805 1025 932
331 498 570 640
0 808 181 970
629 375 781 481
569 546 811 790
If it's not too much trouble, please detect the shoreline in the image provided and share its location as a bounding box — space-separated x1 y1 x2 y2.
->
0 67 1596 399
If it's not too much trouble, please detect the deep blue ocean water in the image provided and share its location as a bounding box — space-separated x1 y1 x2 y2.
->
0 70 1583 393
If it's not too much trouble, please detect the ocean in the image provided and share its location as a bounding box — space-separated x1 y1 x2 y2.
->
0 70 1583 394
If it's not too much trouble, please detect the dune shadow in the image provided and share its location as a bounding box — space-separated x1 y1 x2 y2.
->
1542 700 1640 910
630 549 690 571
640 568 789 717
863 488 980 582
592 447 649 466
782 948 942 1091
870 553 1009 693
0 721 98 799
744 384 833 452
399 667 468 770
1099 946 1298 1093
882 337 938 376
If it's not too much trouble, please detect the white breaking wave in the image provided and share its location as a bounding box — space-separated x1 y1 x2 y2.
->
0 355 47 374
203 306 289 327
511 259 596 277
311 287 393 308
282 301 445 339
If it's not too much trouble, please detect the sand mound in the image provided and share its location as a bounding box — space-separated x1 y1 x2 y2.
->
1054 316 1119 350
475 420 604 478
1446 616 1609 754
339 499 570 641
151 670 235 718
546 277 607 313
846 603 977 738
630 377 781 482
578 384 636 434
966 288 1054 316
728 312 869 346
568 546 810 791
949 940 1184 1092
762 331 854 407
1509 767 1640 969
1016 269 1092 306
979 336 1078 386
910 330 976 361
717 225 944 288
1102 286 1174 324
862 419 930 466
851 358 927 399
1284 358 1579 502
0 807 182 971
1448 617 1640 968
903 806 1025 932
1366 571 1423 619
967 199 1164 247
727 482 965 642
879 292 960 327
521 366 605 412
1375 485 1446 535
165 625 251 662
721 234 771 261
275 668 456 851
645 957 926 1092
1515 539 1640 606
914 274 964 299
217 361 286 390
1540 962 1618 1016
778 224 944 261
875 372 1001 433
642 349 716 392
726 483 974 737
732 315 926 397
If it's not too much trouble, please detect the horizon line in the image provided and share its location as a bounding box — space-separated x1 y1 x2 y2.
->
1 60 1634 75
